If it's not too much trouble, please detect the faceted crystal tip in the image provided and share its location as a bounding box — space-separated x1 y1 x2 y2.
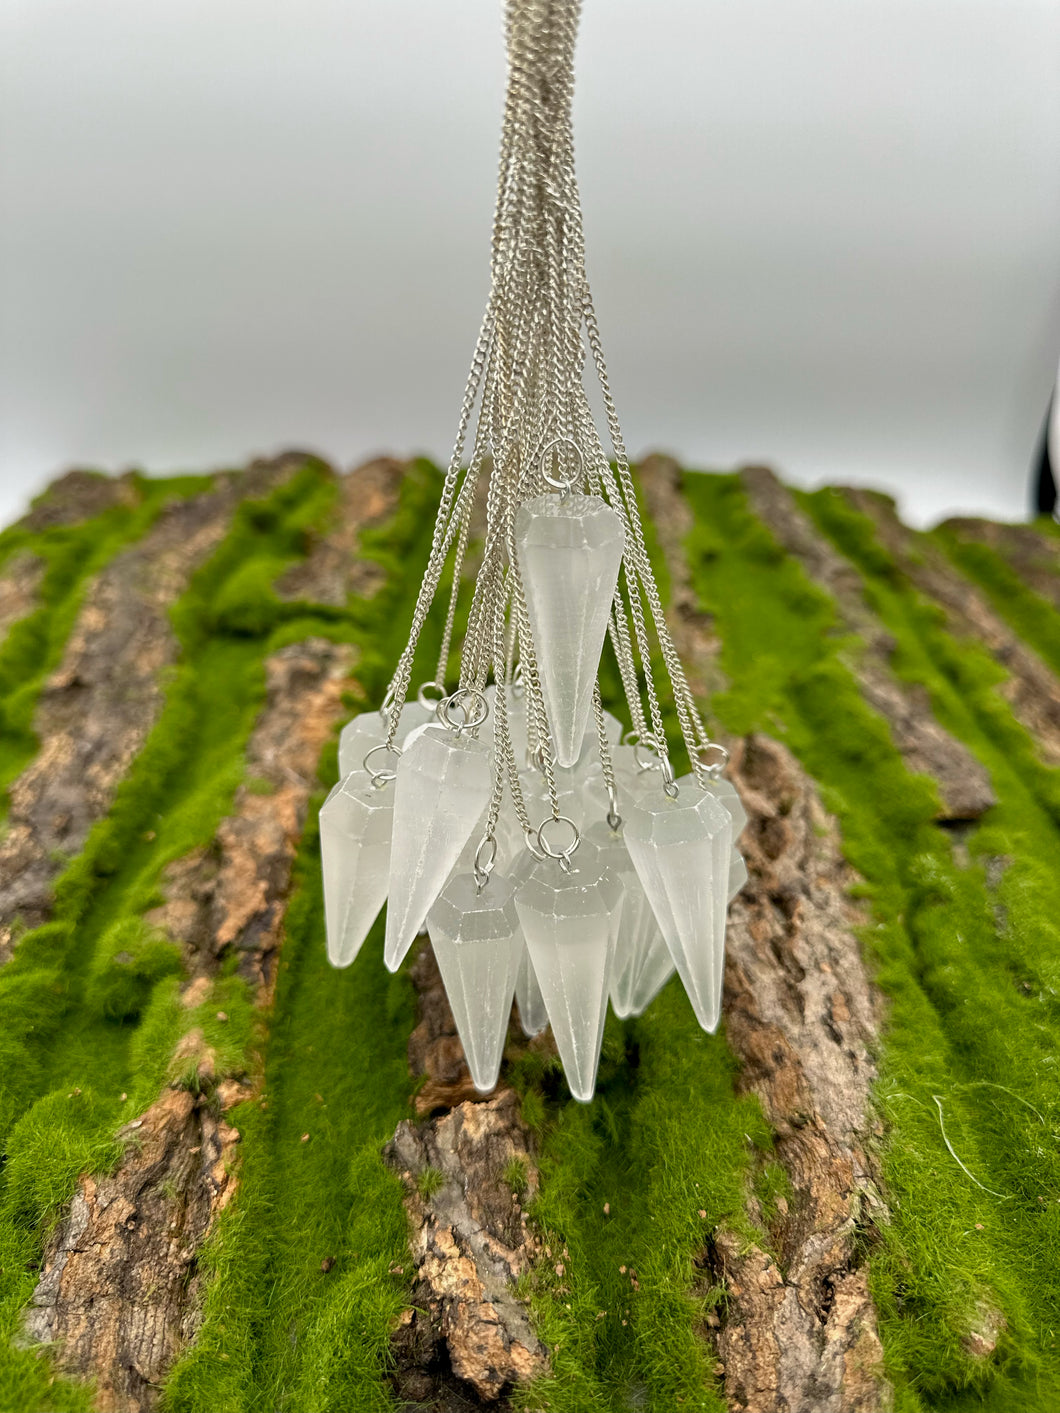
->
320 772 394 969
384 725 492 973
514 841 620 1101
427 871 521 1093
515 493 625 768
623 773 732 1033
582 817 674 1019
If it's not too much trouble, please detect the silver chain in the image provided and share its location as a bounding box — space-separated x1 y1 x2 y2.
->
383 0 725 830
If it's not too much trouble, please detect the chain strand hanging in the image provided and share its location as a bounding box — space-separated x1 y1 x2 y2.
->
320 0 747 1102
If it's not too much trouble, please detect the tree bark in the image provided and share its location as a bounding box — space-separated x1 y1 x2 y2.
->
18 459 404 1408
4 454 1056 1411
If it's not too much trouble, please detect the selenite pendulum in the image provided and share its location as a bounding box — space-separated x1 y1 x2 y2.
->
319 0 747 1101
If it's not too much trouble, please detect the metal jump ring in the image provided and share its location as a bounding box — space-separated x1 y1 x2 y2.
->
536 436 584 494
699 742 730 780
659 754 680 799
632 735 662 772
524 825 546 861
536 813 580 863
417 681 445 710
605 778 622 832
473 834 497 892
439 688 489 734
363 742 402 788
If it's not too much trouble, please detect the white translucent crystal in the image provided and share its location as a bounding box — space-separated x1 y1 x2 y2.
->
320 773 394 968
702 776 749 904
427 872 521 1092
569 707 623 768
519 768 586 834
384 725 492 972
514 841 621 1101
581 743 647 825
450 790 524 885
513 942 549 1036
583 818 674 1019
514 493 625 768
623 773 732 1033
337 702 431 778
505 848 549 1036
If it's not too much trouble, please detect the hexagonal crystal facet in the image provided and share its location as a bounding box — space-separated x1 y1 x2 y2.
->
384 725 492 972
427 871 521 1092
623 773 732 1033
514 493 625 768
514 841 621 1101
320 773 394 968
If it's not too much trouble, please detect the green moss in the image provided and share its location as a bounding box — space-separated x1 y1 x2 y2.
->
162 462 449 1411
0 474 212 817
85 918 184 1023
504 1157 530 1196
932 523 1060 680
4 457 1060 1410
0 462 342 1407
507 997 764 1413
161 817 417 1413
416 1166 446 1201
677 472 1060 1406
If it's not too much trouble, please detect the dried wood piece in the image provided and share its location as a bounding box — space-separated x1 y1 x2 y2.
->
385 1092 548 1404
0 455 304 959
22 1083 241 1412
712 733 890 1413
845 488 1060 765
740 465 996 819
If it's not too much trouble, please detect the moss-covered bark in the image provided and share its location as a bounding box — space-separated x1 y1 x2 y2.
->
0 455 1057 1412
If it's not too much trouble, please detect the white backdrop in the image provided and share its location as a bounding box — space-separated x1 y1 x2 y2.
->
2 0 1059 529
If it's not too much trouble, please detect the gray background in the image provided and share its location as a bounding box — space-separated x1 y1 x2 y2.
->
2 0 1059 530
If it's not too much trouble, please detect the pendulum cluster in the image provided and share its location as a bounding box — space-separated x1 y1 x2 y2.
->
320 0 746 1101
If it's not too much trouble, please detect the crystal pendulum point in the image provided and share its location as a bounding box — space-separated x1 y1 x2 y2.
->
514 493 625 767
320 774 394 968
623 774 732 1033
514 841 620 1101
338 702 431 779
513 942 549 1036
702 776 750 904
583 818 674 1019
427 872 521 1092
384 725 492 972
509 849 549 1036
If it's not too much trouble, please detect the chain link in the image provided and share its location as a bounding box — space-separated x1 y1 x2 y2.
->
381 0 723 820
